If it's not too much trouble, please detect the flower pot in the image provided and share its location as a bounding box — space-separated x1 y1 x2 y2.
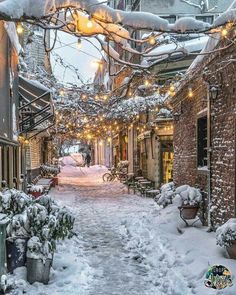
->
180 205 199 219
6 238 28 273
27 257 52 285
226 241 236 259
52 177 58 187
30 191 43 198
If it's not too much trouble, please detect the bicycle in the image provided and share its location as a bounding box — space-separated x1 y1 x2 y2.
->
102 167 127 182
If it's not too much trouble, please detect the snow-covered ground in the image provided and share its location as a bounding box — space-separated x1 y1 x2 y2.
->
9 157 236 294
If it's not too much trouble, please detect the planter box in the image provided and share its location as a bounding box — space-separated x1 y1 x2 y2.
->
227 241 236 259
7 238 28 273
180 205 199 220
30 191 43 198
27 257 52 284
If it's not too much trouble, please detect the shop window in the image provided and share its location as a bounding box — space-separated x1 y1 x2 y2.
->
197 116 207 167
196 15 214 24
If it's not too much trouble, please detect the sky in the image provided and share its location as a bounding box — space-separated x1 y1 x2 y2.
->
51 0 105 86
51 31 102 86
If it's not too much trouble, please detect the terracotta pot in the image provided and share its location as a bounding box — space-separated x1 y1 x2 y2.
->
226 241 236 259
30 191 42 198
180 205 199 219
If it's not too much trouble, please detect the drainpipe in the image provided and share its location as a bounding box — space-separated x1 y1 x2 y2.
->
206 82 212 229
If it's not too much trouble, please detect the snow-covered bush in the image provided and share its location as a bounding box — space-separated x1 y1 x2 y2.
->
0 189 32 215
41 164 59 177
28 185 44 193
176 185 202 206
216 219 236 248
27 236 53 261
0 188 75 261
6 211 30 240
155 182 175 207
155 183 202 208
26 195 75 259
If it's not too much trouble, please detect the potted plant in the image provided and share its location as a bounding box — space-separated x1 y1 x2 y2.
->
28 185 45 198
176 185 202 219
26 236 53 285
216 219 236 259
0 189 32 273
26 196 75 284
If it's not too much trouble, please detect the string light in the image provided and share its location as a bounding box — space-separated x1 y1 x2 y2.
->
59 89 65 96
148 35 156 45
16 23 24 34
188 87 193 98
221 28 228 37
169 84 175 92
144 80 149 86
87 19 93 28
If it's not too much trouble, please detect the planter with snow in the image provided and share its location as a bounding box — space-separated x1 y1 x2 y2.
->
26 237 53 284
179 205 199 220
28 185 44 199
216 219 236 259
6 238 28 273
176 185 202 220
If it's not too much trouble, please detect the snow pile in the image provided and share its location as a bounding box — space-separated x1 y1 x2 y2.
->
170 17 211 32
214 8 236 27
155 182 175 207
176 185 202 206
216 218 236 247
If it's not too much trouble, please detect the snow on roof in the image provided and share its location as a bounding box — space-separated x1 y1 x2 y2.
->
188 0 236 72
143 36 209 64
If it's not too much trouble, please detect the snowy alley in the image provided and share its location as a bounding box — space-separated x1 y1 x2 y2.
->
8 157 236 295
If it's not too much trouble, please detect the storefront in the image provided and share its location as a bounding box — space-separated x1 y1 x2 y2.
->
18 76 54 183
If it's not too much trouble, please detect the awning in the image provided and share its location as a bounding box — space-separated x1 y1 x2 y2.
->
19 76 54 134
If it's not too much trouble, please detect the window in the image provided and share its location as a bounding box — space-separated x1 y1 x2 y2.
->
160 15 176 24
196 15 214 24
197 116 207 167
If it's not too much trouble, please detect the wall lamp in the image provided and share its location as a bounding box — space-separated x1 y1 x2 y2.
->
172 101 183 122
209 85 220 100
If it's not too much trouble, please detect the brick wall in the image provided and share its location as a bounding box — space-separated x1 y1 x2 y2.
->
172 43 236 227
172 78 208 190
207 50 236 227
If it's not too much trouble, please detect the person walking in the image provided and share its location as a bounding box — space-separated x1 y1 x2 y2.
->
85 153 91 167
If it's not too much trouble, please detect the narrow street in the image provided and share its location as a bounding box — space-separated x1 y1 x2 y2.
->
49 159 193 295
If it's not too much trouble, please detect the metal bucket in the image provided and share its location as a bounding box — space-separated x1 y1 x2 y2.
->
27 257 52 285
0 216 8 277
6 238 28 273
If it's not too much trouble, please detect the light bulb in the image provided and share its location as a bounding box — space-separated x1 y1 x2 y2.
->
87 20 93 28
221 28 228 37
16 23 24 34
188 87 193 98
148 35 156 45
169 84 175 92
